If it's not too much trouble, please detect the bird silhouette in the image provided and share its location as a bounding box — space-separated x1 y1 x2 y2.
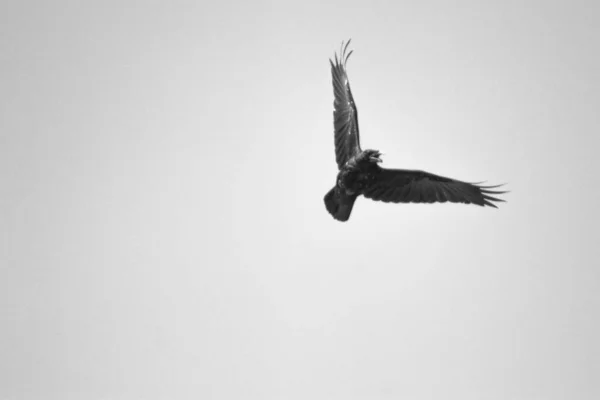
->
324 40 507 222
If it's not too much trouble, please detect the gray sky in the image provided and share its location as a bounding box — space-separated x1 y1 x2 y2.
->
1 0 599 399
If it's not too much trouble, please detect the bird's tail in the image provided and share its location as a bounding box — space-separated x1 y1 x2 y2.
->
324 186 357 222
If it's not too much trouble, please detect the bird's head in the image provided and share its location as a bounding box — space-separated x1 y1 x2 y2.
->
362 149 383 164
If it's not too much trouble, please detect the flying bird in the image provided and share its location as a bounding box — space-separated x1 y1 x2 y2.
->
324 40 506 222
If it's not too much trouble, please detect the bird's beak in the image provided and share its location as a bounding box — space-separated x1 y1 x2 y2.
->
370 152 383 163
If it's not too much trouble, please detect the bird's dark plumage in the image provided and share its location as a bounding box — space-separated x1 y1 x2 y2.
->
324 39 507 222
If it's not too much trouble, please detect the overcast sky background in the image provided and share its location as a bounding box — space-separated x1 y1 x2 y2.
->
1 0 599 399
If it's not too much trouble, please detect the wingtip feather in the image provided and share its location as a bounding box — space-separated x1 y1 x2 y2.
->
483 200 499 208
483 195 505 203
345 49 354 65
343 39 351 58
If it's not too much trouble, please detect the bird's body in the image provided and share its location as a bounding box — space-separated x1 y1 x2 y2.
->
324 40 506 222
336 149 381 195
324 150 379 221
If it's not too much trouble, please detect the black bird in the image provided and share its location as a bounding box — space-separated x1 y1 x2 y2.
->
324 40 506 222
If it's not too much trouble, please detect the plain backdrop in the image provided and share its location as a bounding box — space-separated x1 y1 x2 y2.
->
1 0 599 399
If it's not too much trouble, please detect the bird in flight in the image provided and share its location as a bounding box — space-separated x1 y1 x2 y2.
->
324 39 506 222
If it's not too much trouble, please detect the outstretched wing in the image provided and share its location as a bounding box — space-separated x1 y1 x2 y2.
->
331 39 361 170
364 168 507 207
